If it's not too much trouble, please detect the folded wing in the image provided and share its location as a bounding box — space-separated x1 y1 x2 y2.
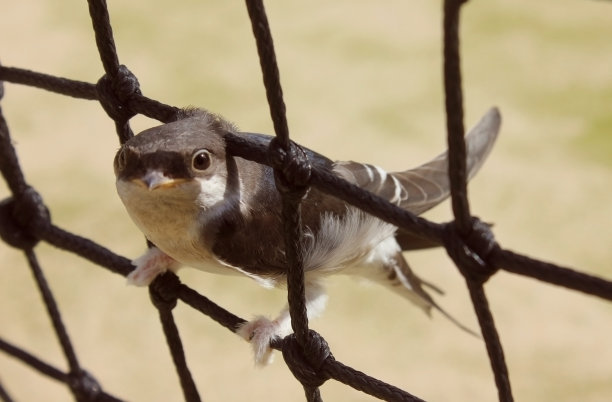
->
333 107 501 249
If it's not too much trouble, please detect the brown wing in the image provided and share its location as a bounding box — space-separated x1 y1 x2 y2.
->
333 107 501 250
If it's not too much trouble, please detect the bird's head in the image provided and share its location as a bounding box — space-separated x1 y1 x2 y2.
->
114 110 237 212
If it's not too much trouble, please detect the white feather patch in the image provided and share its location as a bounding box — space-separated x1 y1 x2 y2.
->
302 208 397 274
363 164 375 181
373 165 387 191
389 174 403 204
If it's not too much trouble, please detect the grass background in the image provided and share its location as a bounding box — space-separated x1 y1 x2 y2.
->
1 0 611 400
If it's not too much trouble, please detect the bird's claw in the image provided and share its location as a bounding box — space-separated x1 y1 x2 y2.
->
127 247 178 286
237 316 282 366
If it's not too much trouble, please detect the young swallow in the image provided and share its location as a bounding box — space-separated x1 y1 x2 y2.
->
114 107 501 364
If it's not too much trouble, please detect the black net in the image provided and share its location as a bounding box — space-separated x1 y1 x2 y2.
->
1 1 611 401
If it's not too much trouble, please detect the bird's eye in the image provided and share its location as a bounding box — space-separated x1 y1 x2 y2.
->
191 149 212 171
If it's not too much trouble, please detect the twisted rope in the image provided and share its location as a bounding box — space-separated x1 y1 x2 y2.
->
1 1 611 402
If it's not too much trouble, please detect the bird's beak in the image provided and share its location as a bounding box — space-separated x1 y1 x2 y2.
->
136 170 182 191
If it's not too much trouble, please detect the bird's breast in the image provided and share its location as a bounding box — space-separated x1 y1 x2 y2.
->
117 180 229 272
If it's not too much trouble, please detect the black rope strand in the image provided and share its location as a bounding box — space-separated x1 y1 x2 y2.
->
157 308 201 402
39 224 134 277
245 1 323 400
465 282 513 402
0 337 69 383
0 379 14 402
150 274 202 402
443 0 471 234
493 249 612 300
324 360 425 402
178 284 247 334
0 66 97 100
0 91 28 196
24 250 80 374
266 132 315 359
25 249 111 402
87 0 121 77
1 1 612 401
441 1 514 400
0 339 124 402
0 65 180 123
245 0 291 148
278 189 322 401
87 0 137 143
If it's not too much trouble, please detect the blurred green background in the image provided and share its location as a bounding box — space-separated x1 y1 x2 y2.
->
1 0 611 401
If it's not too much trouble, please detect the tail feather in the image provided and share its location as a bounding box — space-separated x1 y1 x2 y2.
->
386 252 480 337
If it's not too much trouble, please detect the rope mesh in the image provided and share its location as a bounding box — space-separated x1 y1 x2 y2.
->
1 1 611 401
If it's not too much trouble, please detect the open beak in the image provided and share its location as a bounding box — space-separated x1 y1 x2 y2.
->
136 170 182 190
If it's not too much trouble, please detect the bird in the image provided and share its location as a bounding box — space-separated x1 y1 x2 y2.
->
114 107 501 365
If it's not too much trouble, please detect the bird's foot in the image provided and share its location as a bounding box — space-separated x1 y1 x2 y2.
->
127 247 179 286
236 316 283 366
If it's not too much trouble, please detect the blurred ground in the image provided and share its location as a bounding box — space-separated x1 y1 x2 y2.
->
1 0 611 401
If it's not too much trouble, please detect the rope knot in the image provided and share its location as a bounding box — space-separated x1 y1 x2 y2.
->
149 271 181 310
281 330 331 389
443 217 499 285
268 137 312 199
69 369 102 401
96 65 141 124
0 187 50 249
